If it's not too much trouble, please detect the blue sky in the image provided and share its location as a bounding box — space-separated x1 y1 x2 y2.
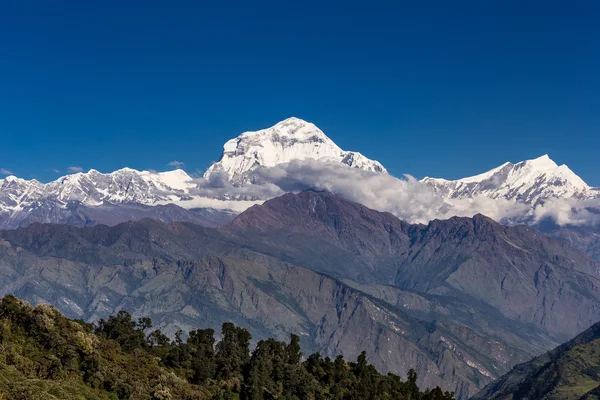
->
1 1 599 185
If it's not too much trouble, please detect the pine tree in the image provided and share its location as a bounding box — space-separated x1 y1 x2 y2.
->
188 328 216 383
216 322 251 380
94 310 147 352
286 333 302 365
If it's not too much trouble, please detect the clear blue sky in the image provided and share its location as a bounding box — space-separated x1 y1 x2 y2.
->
1 1 599 185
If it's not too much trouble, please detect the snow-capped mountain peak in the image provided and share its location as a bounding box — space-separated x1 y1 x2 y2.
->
204 117 387 183
520 153 558 169
0 168 196 215
226 117 333 150
422 154 592 205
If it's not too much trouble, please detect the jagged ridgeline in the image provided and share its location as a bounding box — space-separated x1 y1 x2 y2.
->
0 296 454 400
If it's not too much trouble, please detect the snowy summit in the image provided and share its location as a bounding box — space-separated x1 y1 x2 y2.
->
0 168 196 214
421 154 593 205
204 117 387 184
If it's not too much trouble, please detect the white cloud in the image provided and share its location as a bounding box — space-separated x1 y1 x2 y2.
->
52 169 60 174
0 168 14 175
533 197 600 226
193 169 285 201
168 161 185 167
193 160 532 224
172 159 595 228
67 166 84 173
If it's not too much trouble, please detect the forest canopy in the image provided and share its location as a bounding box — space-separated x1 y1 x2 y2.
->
0 295 454 400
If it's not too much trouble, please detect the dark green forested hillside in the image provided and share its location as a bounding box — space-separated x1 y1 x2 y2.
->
472 321 600 400
0 295 454 400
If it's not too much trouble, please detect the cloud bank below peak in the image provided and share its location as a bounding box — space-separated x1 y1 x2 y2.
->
193 159 539 225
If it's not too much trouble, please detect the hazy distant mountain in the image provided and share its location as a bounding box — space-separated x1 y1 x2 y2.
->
2 190 600 398
0 168 220 229
472 322 600 400
0 168 195 207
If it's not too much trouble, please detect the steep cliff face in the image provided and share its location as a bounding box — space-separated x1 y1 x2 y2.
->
2 191 599 398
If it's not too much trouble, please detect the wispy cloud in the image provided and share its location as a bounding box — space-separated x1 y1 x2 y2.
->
52 169 61 174
67 166 84 173
0 168 14 175
168 161 185 168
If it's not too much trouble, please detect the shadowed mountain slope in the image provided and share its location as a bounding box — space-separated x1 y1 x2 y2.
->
230 191 600 340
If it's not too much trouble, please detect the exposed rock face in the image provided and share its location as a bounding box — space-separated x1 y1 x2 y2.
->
1 191 599 398
472 322 600 400
420 155 600 261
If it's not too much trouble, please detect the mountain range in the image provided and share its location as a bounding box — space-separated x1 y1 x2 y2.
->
2 117 600 398
1 117 598 225
2 117 599 261
2 190 600 398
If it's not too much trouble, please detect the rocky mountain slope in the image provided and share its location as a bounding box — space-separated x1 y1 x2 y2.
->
472 322 600 400
0 197 237 229
0 222 490 398
541 224 600 263
203 117 387 184
2 191 599 398
231 191 600 340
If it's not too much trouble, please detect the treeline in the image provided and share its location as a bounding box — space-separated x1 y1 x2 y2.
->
0 295 454 400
